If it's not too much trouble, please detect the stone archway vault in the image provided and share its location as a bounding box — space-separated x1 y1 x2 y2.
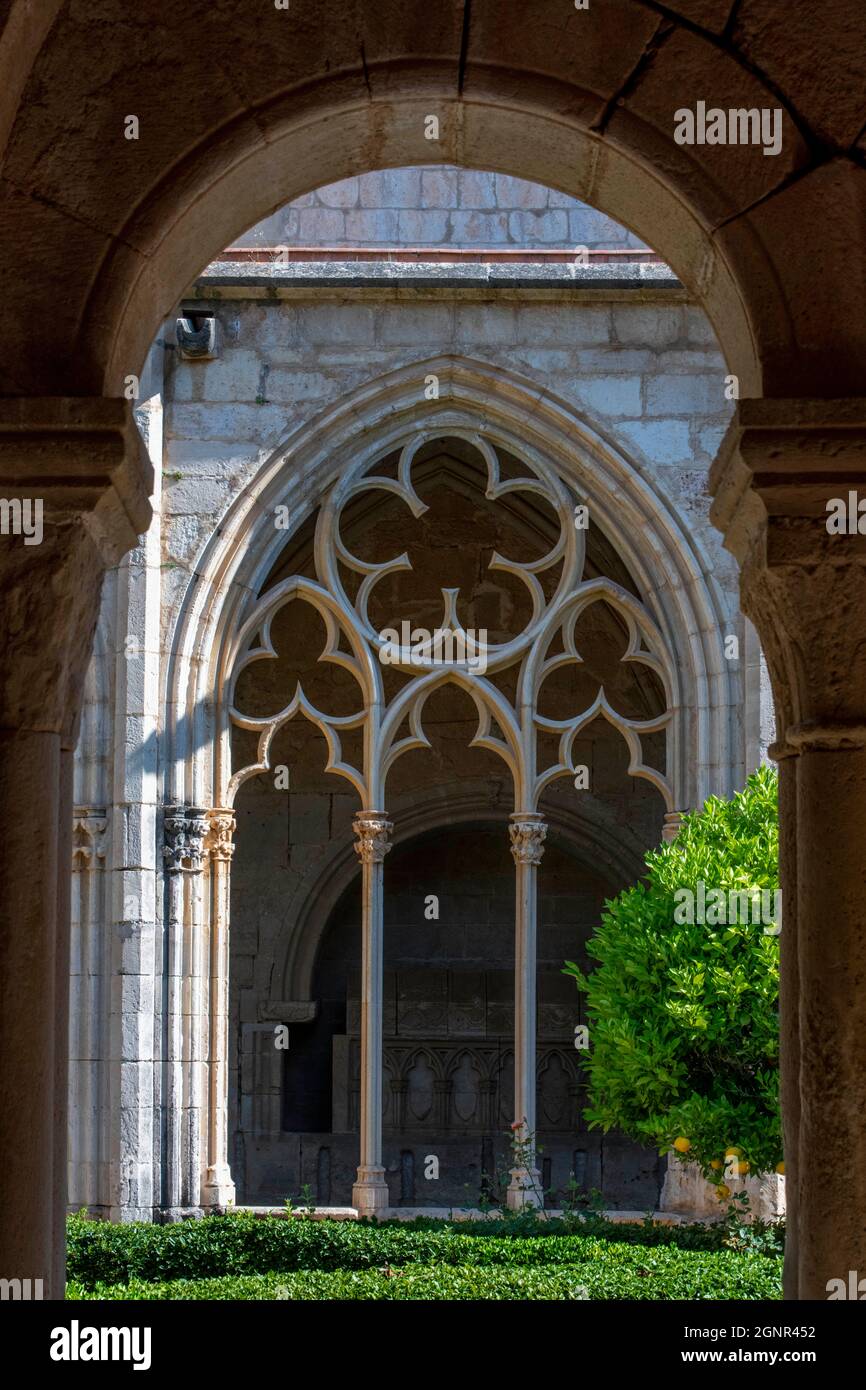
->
2 2 866 1296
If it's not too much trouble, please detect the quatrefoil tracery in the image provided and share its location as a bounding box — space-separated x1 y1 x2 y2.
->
226 430 675 811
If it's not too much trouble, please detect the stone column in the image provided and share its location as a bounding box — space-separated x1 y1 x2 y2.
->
161 804 210 1214
0 398 151 1298
69 807 109 1214
204 808 237 1207
710 399 866 1300
351 811 392 1218
507 812 546 1209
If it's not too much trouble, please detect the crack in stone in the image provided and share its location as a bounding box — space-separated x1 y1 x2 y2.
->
591 17 675 136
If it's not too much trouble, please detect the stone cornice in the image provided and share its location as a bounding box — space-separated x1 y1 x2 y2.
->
710 399 866 567
0 397 153 564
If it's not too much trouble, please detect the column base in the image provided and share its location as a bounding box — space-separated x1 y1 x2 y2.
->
506 1166 544 1210
352 1167 390 1218
203 1166 236 1209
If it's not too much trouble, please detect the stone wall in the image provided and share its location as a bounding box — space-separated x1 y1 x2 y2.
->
235 167 648 250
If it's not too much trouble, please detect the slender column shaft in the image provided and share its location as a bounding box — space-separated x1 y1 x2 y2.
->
351 811 392 1218
508 812 546 1210
776 754 799 1300
205 808 236 1206
795 745 866 1298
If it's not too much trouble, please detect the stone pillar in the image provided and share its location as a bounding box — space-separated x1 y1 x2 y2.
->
0 398 151 1298
107 368 163 1221
507 812 546 1209
710 399 866 1300
351 811 392 1218
204 808 237 1207
661 810 685 842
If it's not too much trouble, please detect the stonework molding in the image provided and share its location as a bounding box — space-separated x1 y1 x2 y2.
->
353 812 393 865
509 814 547 866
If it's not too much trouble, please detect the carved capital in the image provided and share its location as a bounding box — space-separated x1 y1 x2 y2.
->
710 400 866 746
206 807 236 862
353 811 393 865
509 813 547 865
163 803 212 872
186 807 210 870
72 806 108 869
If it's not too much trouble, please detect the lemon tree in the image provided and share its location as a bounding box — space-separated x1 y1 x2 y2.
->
564 765 781 1180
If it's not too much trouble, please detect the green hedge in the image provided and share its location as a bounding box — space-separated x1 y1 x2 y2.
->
68 1247 780 1301
66 1212 781 1300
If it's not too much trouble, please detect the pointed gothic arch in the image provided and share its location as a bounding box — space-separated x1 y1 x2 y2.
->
159 354 743 1214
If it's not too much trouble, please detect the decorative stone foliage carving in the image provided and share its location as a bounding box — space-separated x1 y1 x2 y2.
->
509 816 547 865
353 812 392 864
206 808 236 861
163 804 210 871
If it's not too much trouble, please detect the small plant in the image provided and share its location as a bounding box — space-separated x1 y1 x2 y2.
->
284 1184 317 1219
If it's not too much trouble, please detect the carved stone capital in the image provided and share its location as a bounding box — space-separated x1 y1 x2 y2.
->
509 813 547 865
353 811 393 865
163 803 212 872
710 400 866 746
72 806 108 869
206 807 236 862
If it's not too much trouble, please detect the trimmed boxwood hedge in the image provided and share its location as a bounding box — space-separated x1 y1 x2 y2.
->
66 1212 781 1301
67 1247 780 1301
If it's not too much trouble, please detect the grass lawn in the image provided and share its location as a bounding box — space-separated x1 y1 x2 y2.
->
66 1210 783 1301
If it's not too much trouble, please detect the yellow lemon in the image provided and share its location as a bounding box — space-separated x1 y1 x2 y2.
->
775 1162 785 1176
673 1136 691 1154
717 1184 731 1200
709 1159 723 1171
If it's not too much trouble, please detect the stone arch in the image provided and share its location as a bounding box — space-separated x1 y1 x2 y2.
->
271 785 645 1007
165 355 737 817
6 6 863 399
